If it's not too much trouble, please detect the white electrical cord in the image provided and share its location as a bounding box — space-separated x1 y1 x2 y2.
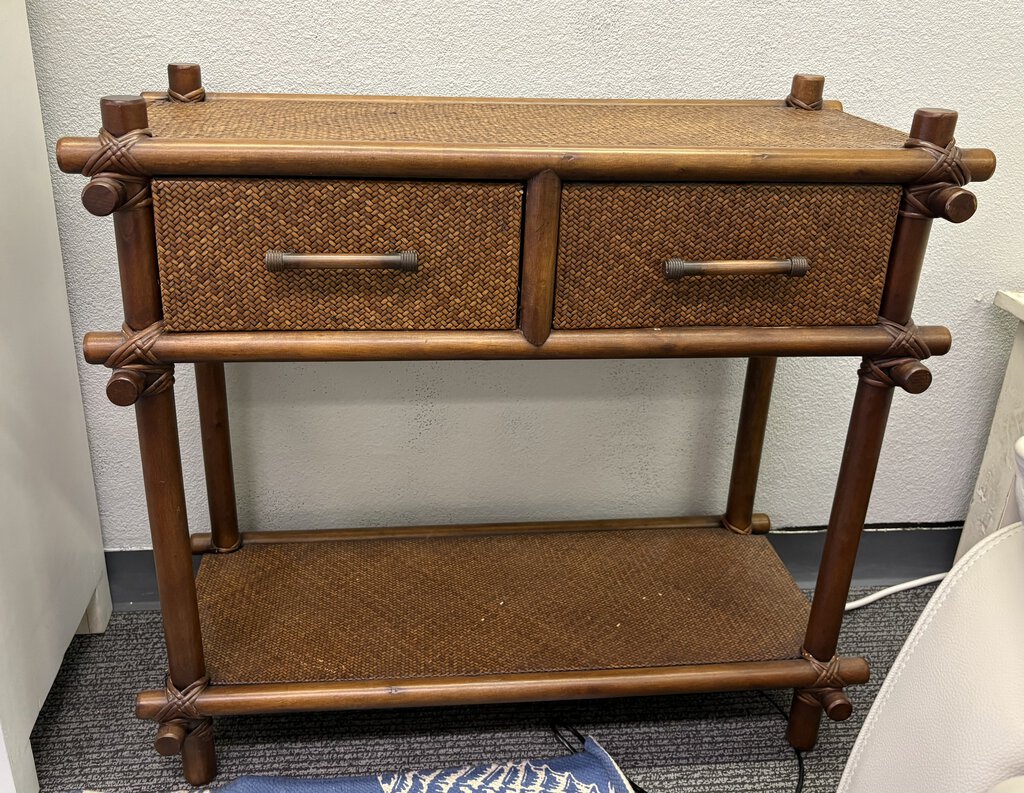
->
844 572 947 611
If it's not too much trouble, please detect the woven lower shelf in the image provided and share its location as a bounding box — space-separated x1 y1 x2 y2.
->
196 526 810 686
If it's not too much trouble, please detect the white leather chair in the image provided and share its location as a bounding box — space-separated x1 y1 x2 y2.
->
838 439 1024 792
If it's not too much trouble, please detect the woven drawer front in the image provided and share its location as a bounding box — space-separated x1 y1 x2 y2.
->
153 178 524 331
554 183 901 329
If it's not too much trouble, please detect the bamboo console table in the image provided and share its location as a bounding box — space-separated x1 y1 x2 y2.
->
57 66 995 784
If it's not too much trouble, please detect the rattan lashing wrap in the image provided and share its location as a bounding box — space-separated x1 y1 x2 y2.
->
195 528 810 684
145 97 909 150
554 183 902 329
153 178 523 331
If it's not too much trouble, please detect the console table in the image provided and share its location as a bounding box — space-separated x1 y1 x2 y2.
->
56 66 995 785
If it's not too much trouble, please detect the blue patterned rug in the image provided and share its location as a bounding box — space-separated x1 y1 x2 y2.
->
215 737 633 792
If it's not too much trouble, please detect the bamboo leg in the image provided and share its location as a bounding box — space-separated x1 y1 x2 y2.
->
91 95 217 784
137 391 217 783
723 357 776 534
786 378 893 749
181 727 217 785
196 362 240 551
787 106 964 750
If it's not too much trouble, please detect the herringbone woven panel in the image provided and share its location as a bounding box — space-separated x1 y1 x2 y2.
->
153 178 524 331
195 528 810 684
554 183 901 329
145 97 909 149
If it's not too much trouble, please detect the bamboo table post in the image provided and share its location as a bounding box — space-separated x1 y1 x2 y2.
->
723 356 777 534
83 95 217 784
716 75 821 537
171 63 240 556
787 107 972 749
195 362 241 552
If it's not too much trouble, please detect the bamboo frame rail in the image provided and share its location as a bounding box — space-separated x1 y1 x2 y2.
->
141 91 848 109
136 656 870 719
189 513 771 554
56 137 997 184
83 324 953 364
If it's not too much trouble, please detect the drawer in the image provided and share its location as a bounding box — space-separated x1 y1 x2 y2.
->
153 178 524 331
553 183 901 329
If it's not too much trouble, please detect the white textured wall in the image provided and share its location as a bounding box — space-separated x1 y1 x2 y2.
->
25 0 1024 550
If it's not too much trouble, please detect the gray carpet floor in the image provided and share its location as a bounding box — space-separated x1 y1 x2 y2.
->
30 585 936 792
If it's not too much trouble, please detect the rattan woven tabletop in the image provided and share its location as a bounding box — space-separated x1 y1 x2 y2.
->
195 527 810 685
145 96 908 150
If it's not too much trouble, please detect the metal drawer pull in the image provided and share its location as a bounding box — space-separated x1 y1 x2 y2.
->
664 257 809 279
266 250 418 272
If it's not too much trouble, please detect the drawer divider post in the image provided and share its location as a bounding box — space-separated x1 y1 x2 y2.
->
520 170 561 346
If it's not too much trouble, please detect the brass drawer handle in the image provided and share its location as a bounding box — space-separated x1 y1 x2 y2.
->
664 257 810 279
266 250 419 272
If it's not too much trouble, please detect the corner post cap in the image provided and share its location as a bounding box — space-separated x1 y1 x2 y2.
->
909 108 958 147
167 63 205 101
99 95 149 136
786 74 825 110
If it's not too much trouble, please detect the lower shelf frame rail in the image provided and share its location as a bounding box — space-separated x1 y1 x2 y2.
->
136 656 869 719
188 512 772 553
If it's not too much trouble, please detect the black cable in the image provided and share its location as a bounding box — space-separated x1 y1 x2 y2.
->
757 691 806 793
550 721 586 753
551 691 806 793
549 722 649 793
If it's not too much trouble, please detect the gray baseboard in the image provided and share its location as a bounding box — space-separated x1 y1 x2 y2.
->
105 525 962 611
768 524 961 588
105 551 201 611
